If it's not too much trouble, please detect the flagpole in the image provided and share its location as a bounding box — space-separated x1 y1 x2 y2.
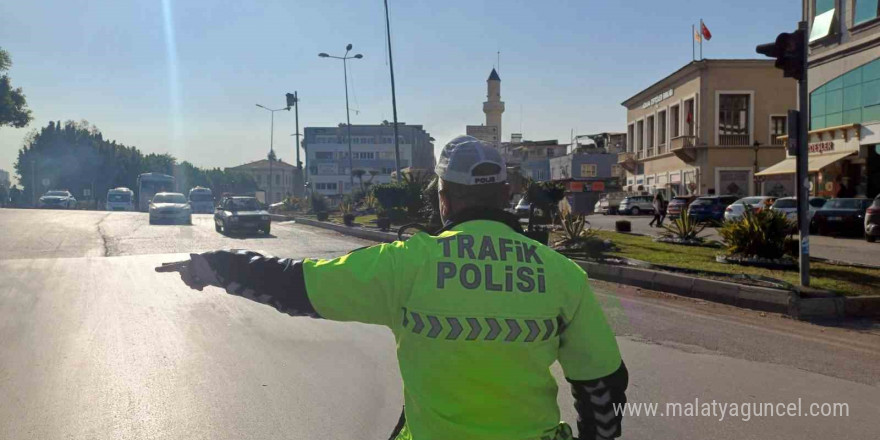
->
692 24 695 61
700 19 703 60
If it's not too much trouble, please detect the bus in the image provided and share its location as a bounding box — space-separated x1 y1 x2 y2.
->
106 187 135 211
137 173 176 212
188 186 215 213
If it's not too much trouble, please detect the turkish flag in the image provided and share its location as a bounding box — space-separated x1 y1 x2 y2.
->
701 22 712 41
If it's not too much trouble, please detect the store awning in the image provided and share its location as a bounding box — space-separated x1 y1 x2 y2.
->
756 151 856 177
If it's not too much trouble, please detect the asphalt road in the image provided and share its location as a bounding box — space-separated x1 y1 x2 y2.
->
1 208 878 439
584 213 880 267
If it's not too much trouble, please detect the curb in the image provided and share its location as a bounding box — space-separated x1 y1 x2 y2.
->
292 217 400 243
290 216 880 320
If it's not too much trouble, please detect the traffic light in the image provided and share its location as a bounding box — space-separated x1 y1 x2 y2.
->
286 92 297 109
756 29 805 80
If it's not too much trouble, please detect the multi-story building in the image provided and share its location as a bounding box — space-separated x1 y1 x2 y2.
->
550 152 622 213
757 1 880 198
620 59 796 199
0 169 10 189
302 122 435 196
227 159 302 204
501 140 568 181
575 132 627 155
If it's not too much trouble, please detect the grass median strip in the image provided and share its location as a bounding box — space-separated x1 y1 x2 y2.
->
584 230 879 297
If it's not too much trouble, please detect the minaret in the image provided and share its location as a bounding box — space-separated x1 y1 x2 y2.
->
483 68 504 144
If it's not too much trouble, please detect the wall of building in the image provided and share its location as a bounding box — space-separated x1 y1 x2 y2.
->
626 73 702 153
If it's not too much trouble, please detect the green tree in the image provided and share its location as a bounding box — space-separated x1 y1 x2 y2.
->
0 47 32 128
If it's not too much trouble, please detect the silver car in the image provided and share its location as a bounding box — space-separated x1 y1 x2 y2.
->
723 196 777 222
618 195 654 215
149 192 192 225
770 197 826 223
38 190 77 209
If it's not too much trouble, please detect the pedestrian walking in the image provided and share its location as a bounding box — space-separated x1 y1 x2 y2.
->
156 135 628 440
649 192 664 227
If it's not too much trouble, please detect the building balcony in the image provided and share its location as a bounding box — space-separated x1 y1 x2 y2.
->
646 147 655 158
657 143 667 155
617 152 637 173
718 134 749 146
670 135 698 162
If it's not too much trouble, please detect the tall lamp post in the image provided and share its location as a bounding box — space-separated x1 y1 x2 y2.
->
286 92 304 197
383 0 402 182
256 103 290 204
319 44 362 193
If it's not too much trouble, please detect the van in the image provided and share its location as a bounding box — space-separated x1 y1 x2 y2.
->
106 187 135 211
188 187 215 214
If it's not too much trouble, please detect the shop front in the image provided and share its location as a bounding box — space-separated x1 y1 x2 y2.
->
755 124 876 198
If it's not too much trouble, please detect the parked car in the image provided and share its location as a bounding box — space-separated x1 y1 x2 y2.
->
618 195 655 215
666 195 696 220
812 198 873 236
723 196 777 222
597 193 627 215
214 196 271 235
148 192 192 225
593 199 602 214
769 197 826 224
686 195 738 223
866 195 880 242
38 190 77 209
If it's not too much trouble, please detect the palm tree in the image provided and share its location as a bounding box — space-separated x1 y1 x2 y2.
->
352 169 367 192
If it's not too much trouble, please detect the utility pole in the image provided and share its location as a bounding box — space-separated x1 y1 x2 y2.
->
384 0 402 182
287 92 303 196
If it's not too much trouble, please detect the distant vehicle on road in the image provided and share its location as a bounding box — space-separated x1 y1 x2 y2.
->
514 197 530 218
618 195 654 216
666 195 696 220
686 195 738 223
106 187 135 211
214 196 271 235
137 173 175 212
188 186 215 214
812 198 873 237
38 190 77 209
723 196 777 222
769 197 826 224
148 192 192 225
865 195 880 242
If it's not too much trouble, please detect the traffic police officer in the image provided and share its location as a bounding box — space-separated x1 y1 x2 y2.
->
157 135 628 440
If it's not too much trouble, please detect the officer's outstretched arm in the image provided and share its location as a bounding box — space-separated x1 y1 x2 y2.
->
157 250 322 317
558 283 628 439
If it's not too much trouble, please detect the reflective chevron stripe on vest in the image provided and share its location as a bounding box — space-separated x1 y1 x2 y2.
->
402 308 565 342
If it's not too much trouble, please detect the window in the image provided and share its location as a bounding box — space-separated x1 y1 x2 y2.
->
684 98 696 136
316 182 338 190
718 94 750 145
611 164 622 176
646 115 655 153
315 151 333 160
636 120 644 153
627 123 635 152
580 163 598 177
275 174 280 185
658 110 667 146
381 167 394 174
855 0 880 25
670 105 681 138
770 116 787 145
811 58 880 129
810 0 835 42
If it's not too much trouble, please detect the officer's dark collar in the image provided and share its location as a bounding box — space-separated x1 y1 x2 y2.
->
440 207 524 234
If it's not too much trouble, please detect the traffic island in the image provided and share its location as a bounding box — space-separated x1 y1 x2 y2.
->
291 217 880 319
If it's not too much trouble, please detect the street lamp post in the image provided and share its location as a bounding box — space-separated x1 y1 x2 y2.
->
320 45 363 193
256 103 290 204
383 0 402 182
286 92 304 197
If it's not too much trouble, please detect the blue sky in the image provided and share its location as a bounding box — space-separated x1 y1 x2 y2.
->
0 0 798 182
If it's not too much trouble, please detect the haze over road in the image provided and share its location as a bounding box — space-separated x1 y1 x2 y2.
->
1 209 878 439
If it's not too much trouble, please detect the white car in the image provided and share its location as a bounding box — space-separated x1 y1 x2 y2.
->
106 187 135 211
38 190 77 209
723 196 777 222
149 192 192 225
770 197 827 223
